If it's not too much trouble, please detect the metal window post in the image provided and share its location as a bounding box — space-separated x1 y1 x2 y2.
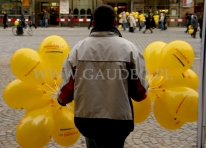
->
197 0 206 147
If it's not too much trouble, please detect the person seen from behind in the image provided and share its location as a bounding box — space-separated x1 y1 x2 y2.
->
198 16 203 39
69 11 74 27
57 4 148 148
121 11 128 31
43 10 49 27
127 13 136 32
88 12 93 30
2 11 8 29
29 12 37 29
20 12 26 28
191 15 198 38
38 11 44 27
185 11 191 33
143 15 153 33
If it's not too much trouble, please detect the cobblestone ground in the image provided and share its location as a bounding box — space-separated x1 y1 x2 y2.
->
0 26 202 148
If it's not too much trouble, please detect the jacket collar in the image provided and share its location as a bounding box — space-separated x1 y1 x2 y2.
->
89 27 122 37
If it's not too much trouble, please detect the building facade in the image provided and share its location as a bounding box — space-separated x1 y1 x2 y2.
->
0 0 204 26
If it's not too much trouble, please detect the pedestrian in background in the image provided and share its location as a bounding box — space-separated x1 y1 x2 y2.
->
43 10 49 27
121 11 128 31
19 12 26 28
143 15 153 33
2 11 8 29
185 11 191 33
29 12 37 29
88 12 93 30
198 16 203 39
57 4 148 148
127 13 136 33
69 11 74 27
38 11 44 27
191 15 198 38
160 12 166 30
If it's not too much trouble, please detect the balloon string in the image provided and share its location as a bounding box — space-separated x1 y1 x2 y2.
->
45 83 57 93
148 75 156 84
53 79 59 91
66 104 73 110
45 90 56 94
147 75 154 83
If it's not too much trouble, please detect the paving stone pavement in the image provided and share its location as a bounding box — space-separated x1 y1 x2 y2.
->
0 26 203 148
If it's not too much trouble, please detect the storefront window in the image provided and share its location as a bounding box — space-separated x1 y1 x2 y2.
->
71 0 95 18
0 0 22 18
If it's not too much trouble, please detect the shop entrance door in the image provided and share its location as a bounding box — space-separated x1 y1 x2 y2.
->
41 2 59 25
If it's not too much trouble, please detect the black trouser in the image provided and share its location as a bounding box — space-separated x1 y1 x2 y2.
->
30 23 37 28
75 118 133 148
88 20 93 29
192 28 197 38
85 136 125 148
3 21 8 28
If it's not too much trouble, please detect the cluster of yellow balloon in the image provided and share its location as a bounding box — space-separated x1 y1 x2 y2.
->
143 40 198 130
188 25 194 34
139 14 145 22
153 15 160 26
3 35 80 147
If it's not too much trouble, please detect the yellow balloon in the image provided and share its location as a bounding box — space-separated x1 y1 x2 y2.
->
132 97 151 124
118 25 122 29
189 29 194 34
119 14 122 18
188 25 192 29
154 18 158 21
134 15 138 19
3 79 44 109
135 12 139 15
154 97 184 130
164 9 168 13
143 41 167 75
25 95 54 114
114 7 118 11
140 18 144 22
157 40 194 76
38 35 70 68
14 20 19 26
161 69 199 90
155 21 159 25
11 48 46 85
16 107 54 148
52 107 80 146
164 87 198 122
38 35 70 86
126 12 129 16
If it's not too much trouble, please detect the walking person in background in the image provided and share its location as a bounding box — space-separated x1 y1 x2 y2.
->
19 12 26 28
185 11 191 33
2 11 8 29
57 4 148 148
127 13 136 33
43 10 49 27
29 12 37 29
160 12 166 30
198 16 203 39
121 11 128 31
88 12 93 30
69 11 74 27
38 11 44 27
143 15 153 33
191 15 198 38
